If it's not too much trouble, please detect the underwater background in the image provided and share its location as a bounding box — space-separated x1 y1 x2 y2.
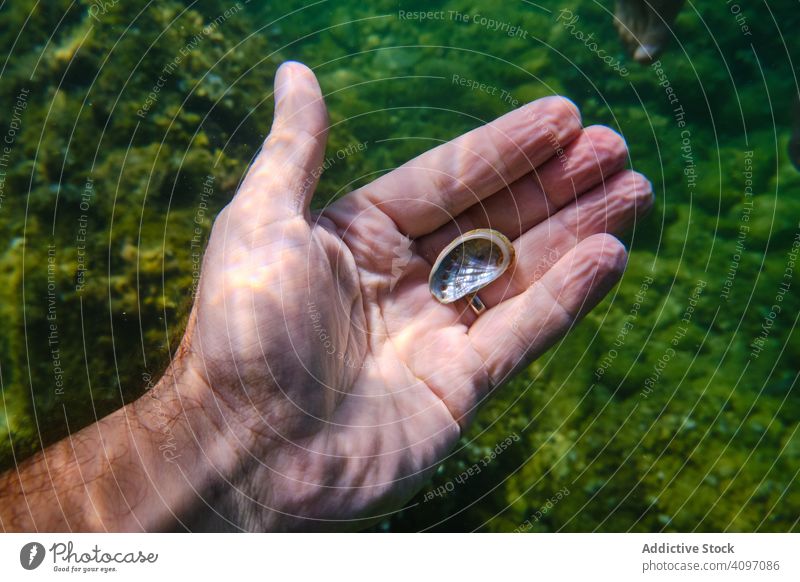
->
1 0 798 532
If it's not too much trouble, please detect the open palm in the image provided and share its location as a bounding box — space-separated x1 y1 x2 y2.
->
185 62 653 531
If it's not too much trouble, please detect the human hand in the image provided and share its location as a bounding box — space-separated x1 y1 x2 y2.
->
179 61 653 531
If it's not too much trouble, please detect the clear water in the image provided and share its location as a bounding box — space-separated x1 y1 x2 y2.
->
0 0 798 531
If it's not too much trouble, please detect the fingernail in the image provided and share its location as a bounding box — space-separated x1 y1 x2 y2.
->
274 61 296 109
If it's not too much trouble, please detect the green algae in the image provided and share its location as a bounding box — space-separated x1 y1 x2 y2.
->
1 0 798 532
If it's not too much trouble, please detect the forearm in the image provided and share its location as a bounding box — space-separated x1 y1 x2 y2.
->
0 357 241 532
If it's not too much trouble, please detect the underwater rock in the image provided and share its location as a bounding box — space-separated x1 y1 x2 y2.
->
613 0 686 64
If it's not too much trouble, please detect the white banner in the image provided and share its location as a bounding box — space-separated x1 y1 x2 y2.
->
1 533 797 581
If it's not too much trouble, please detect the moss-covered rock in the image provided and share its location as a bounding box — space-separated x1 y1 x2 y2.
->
1 0 798 532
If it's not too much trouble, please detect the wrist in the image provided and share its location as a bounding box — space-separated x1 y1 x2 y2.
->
130 354 252 530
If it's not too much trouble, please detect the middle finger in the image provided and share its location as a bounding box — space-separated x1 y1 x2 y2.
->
416 125 629 264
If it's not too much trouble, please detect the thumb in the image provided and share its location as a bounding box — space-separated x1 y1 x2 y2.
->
236 61 329 217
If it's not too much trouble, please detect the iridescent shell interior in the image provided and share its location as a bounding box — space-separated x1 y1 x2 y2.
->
429 229 514 304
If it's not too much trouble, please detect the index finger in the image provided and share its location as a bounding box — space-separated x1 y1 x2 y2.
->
342 96 582 238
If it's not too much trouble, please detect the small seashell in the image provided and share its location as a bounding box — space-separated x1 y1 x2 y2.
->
429 228 515 314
